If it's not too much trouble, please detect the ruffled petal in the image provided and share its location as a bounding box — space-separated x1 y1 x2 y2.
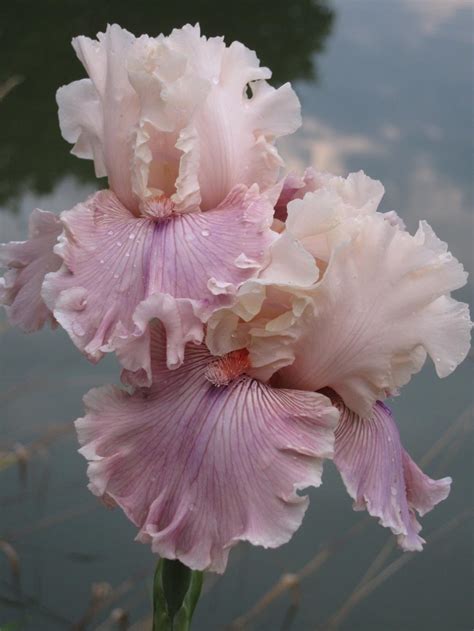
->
206 228 319 379
59 24 301 214
207 285 315 383
43 186 275 376
334 400 451 551
57 24 139 211
0 210 62 332
56 79 106 176
278 214 471 416
284 170 385 264
166 25 302 210
75 328 338 572
274 167 318 222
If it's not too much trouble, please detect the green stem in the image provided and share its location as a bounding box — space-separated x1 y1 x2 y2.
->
152 558 203 631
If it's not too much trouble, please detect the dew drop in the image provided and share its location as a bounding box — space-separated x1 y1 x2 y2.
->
100 259 105 264
116 241 122 247
113 273 120 279
73 323 85 336
125 252 130 258
129 233 136 240
201 229 210 237
107 230 114 236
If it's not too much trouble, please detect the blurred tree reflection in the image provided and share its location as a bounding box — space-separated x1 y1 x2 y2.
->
0 0 334 206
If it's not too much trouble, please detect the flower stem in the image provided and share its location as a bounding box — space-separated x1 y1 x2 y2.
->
152 558 203 631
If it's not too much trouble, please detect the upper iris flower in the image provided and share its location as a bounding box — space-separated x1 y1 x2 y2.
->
0 24 301 381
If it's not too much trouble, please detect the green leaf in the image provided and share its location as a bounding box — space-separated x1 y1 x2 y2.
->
152 558 203 631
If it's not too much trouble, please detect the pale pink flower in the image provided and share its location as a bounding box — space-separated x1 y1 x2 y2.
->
57 23 301 214
207 168 471 548
0 210 62 331
1 24 302 381
76 324 338 572
1 23 470 569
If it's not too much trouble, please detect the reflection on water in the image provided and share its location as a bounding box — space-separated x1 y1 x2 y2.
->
0 0 334 207
1 0 473 629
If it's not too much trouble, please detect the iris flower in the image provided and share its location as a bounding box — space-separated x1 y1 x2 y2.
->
0 25 471 574
207 170 471 553
1 24 301 382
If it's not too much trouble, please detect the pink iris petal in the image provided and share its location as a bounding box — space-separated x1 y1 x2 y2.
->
275 169 384 227
0 210 62 332
274 167 318 222
57 24 301 214
57 24 139 212
278 214 471 416
75 328 338 572
283 170 385 265
334 399 451 551
42 186 275 377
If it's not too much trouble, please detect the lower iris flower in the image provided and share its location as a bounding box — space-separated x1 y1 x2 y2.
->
76 325 338 573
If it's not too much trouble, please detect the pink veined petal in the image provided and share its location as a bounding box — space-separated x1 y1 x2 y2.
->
0 210 62 332
278 214 471 416
75 328 338 573
42 186 275 377
333 399 451 551
57 24 139 211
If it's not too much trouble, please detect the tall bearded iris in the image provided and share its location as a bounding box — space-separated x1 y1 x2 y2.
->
2 23 301 382
0 23 471 578
207 170 471 552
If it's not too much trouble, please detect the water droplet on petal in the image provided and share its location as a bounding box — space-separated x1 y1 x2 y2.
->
129 233 136 240
100 259 105 264
117 241 122 247
113 273 120 279
201 229 210 237
107 230 114 236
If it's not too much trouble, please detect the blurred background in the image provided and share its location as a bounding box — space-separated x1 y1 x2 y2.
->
0 0 472 629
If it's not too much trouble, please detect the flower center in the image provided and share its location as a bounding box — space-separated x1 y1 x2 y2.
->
204 349 251 386
139 194 175 220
